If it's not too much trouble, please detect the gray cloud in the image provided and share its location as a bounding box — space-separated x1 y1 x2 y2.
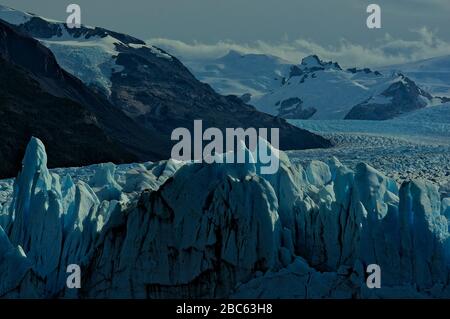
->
148 27 450 67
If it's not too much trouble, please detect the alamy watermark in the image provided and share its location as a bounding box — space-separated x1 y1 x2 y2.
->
66 4 81 29
367 4 381 29
366 264 381 289
171 120 280 175
66 264 81 289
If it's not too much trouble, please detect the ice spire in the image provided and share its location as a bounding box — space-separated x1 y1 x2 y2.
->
9 137 52 249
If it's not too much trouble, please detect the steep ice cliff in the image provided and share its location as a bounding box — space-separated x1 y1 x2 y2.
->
0 138 449 298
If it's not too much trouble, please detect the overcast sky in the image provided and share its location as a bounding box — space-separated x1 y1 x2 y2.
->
2 0 450 66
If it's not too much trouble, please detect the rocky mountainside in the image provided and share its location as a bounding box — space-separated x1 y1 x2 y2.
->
0 20 173 178
1 137 449 298
0 5 331 152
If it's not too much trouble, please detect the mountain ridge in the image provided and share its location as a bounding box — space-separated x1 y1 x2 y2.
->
0 4 331 152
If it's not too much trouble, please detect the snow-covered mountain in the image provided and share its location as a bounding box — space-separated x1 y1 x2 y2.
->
344 75 436 120
183 50 446 121
1 137 450 298
185 50 291 101
381 55 450 98
253 55 442 120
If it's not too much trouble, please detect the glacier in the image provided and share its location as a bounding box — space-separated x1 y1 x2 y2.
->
0 137 450 298
288 108 450 197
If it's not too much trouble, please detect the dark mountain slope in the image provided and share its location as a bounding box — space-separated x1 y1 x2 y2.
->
0 57 132 178
0 20 170 178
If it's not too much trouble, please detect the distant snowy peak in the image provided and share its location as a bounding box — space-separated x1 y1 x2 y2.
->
184 50 292 98
253 55 439 120
346 67 382 76
345 74 434 120
218 49 248 61
381 55 450 98
300 55 323 67
290 55 342 76
218 50 290 70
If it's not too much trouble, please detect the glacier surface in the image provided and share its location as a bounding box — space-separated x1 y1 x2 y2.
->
1 137 450 298
288 110 450 197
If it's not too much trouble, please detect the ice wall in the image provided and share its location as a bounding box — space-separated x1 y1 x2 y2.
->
1 138 449 298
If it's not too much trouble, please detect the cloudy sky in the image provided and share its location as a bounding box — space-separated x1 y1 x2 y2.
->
2 0 450 66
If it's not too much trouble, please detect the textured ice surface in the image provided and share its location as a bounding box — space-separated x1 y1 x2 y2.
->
288 113 450 197
1 137 450 298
